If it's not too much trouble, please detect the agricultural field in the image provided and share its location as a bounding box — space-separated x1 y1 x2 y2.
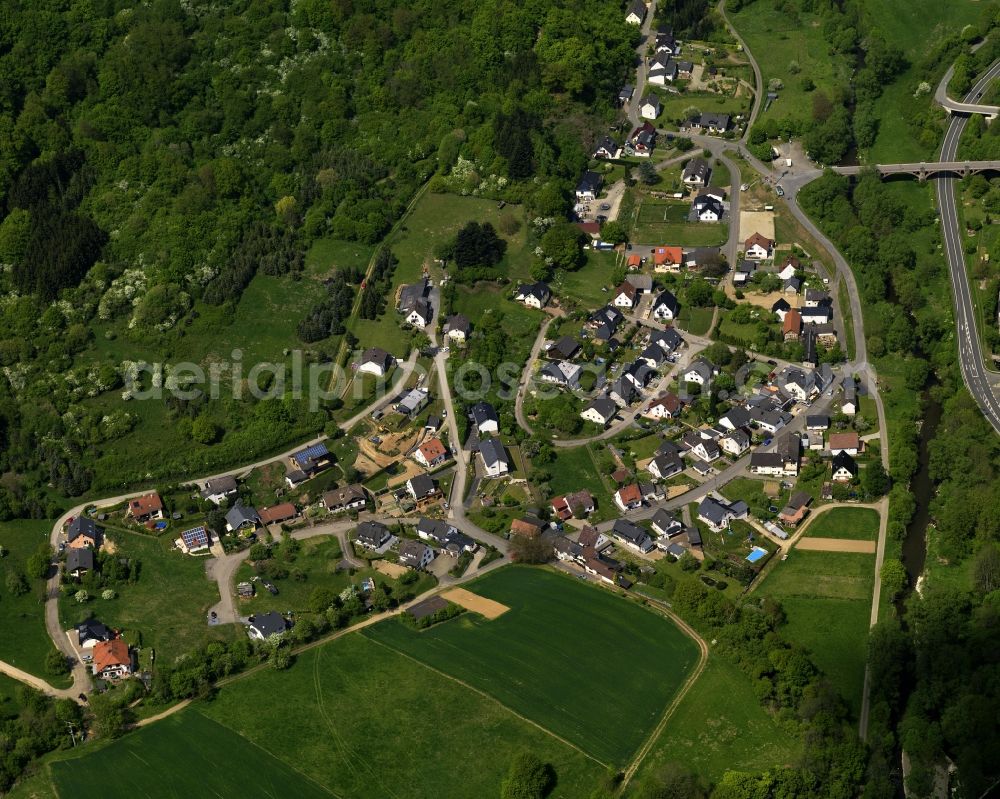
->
364 566 702 765
803 507 880 540
57 529 239 666
628 195 727 246
0 520 70 687
630 656 799 785
758 549 875 716
47 712 333 799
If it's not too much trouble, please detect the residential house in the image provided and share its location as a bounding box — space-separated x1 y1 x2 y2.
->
553 536 584 563
649 327 684 354
258 503 298 526
832 451 858 482
355 521 391 550
805 288 831 308
201 476 238 505
398 281 432 328
66 547 94 578
627 273 653 294
509 517 546 541
552 490 595 520
783 308 802 340
472 401 500 434
719 406 751 431
627 122 656 156
625 0 646 24
682 157 711 186
627 253 643 269
91 639 132 680
684 247 722 271
126 493 163 522
416 519 477 556
177 525 211 554
692 437 721 462
247 611 287 641
549 335 580 360
608 377 639 407
581 397 618 426
733 260 757 288
540 360 582 388
639 343 669 369
783 276 802 294
613 281 638 308
68 517 103 550
444 314 471 343
611 519 654 553
720 428 751 456
593 136 621 160
676 59 694 77
414 437 450 468
587 305 625 340
781 367 820 403
807 415 830 430
778 492 812 526
801 306 833 325
652 245 683 272
395 387 430 416
640 95 662 120
651 509 684 539
399 539 435 570
618 84 635 105
692 192 724 222
285 469 309 489
744 232 774 260
698 497 747 531
479 437 510 478
614 483 643 512
652 290 680 321
584 554 618 585
775 433 801 475
643 392 683 419
749 452 784 477
695 112 730 133
321 485 368 514
575 170 603 201
648 452 683 480
778 263 798 281
829 431 861 456
76 619 112 651
842 380 857 415
749 407 790 435
623 361 655 391
358 347 396 377
515 281 551 309
655 25 678 54
682 358 718 386
225 503 260 533
771 298 791 321
648 52 678 85
406 474 441 503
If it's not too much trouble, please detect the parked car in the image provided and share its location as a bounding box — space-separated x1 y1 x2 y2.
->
599 203 611 211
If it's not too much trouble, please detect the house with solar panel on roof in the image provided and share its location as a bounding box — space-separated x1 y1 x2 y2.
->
288 441 332 481
176 525 212 554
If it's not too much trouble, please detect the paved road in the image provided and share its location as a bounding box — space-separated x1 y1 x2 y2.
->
718 0 763 143
936 59 1000 435
626 0 659 129
513 315 558 436
935 56 1000 117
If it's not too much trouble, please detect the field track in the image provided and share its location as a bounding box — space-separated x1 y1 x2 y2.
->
796 538 877 553
441 587 510 619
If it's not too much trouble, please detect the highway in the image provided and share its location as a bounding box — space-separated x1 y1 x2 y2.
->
936 59 1000 435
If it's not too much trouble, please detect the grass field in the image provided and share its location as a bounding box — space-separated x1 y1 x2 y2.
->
547 445 616 522
364 566 701 765
58 529 240 666
0 521 71 687
653 89 750 129
631 656 799 785
49 711 333 798
676 304 715 336
863 0 983 162
804 507 880 540
730 3 847 130
630 196 727 246
759 549 875 716
555 250 620 307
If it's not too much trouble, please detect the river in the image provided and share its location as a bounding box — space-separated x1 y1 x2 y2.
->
899 395 943 594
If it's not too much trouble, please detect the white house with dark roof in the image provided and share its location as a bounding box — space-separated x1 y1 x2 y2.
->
575 171 603 201
611 519 654 553
682 157 711 186
471 401 499 434
639 95 662 120
515 282 551 309
398 539 435 570
581 398 617 426
648 52 678 85
479 437 510 478
358 347 395 377
593 136 621 160
625 0 647 24
652 290 680 321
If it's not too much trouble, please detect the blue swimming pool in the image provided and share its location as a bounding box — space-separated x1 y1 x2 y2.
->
746 546 768 563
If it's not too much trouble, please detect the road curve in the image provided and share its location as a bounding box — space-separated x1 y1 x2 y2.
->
936 58 1000 435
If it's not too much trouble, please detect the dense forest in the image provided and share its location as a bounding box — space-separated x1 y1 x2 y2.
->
801 170 1000 798
0 0 638 512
